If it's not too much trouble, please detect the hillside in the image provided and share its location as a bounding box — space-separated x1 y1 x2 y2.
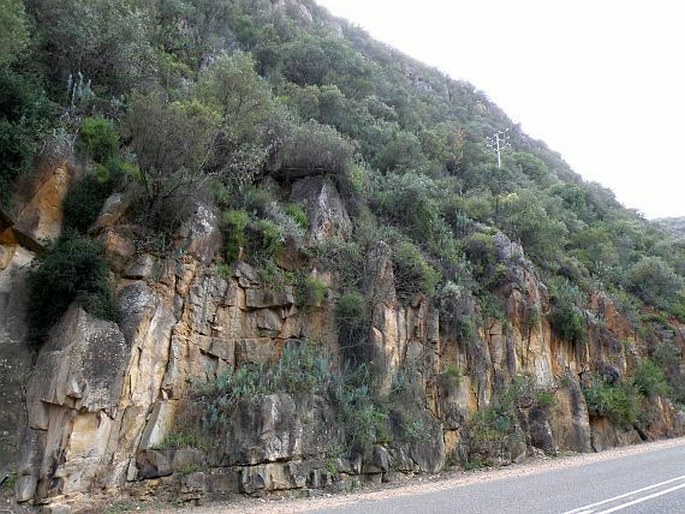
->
1 0 685 510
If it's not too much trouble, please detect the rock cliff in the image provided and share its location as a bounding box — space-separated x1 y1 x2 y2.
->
1 166 682 510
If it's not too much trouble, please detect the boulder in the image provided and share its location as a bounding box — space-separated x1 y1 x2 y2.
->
136 449 173 479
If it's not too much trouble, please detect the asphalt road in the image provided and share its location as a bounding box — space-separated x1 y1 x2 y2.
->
311 442 685 514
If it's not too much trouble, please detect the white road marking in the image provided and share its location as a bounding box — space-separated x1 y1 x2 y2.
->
595 482 685 513
562 474 685 514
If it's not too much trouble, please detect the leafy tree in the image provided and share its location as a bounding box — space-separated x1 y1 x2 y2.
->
28 0 156 94
126 94 219 227
0 69 52 206
632 360 671 398
0 0 29 66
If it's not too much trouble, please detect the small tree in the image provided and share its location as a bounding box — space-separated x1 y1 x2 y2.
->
126 94 219 228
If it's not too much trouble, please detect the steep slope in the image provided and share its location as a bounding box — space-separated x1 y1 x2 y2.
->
1 0 684 509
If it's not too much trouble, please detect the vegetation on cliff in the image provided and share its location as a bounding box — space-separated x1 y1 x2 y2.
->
4 0 685 473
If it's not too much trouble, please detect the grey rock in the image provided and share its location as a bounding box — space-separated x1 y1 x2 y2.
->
136 449 173 479
177 202 221 264
307 468 330 489
172 448 207 473
90 193 127 233
255 309 284 335
26 306 128 429
216 394 302 466
409 420 445 473
291 177 352 243
15 475 38 504
233 261 260 288
363 445 389 474
207 470 240 496
123 254 155 280
245 288 294 309
529 407 558 455
181 471 207 496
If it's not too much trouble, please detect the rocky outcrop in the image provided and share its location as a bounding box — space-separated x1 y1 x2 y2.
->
291 176 352 243
18 306 128 501
0 244 34 478
2 181 682 510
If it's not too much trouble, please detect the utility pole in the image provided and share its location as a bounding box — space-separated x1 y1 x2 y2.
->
486 128 510 168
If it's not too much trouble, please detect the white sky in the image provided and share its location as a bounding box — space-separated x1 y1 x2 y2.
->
316 0 685 219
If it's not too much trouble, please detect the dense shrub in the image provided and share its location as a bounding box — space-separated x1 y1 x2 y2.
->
63 160 125 232
583 379 637 429
548 277 587 346
466 374 556 467
247 219 284 263
632 360 671 398
373 172 445 244
280 120 354 178
627 257 684 311
296 274 327 308
391 239 440 301
316 238 365 290
221 209 249 262
77 116 119 162
285 202 309 230
335 290 369 366
168 342 387 457
0 67 52 206
26 231 118 347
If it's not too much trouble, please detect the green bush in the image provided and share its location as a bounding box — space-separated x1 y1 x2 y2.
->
466 374 554 465
583 379 637 429
0 67 51 206
548 277 587 346
632 360 671 398
627 256 684 312
77 116 119 162
442 364 462 385
549 302 586 346
26 231 118 347
169 342 389 458
248 219 284 263
335 373 388 452
221 209 249 262
281 120 354 178
297 274 327 308
63 160 124 233
392 239 440 301
285 202 309 230
316 238 365 290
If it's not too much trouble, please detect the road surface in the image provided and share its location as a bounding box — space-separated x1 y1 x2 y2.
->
310 440 685 514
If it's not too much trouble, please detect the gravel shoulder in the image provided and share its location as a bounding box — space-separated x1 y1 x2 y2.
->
146 436 685 514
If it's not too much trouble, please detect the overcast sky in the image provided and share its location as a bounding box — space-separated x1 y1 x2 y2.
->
316 0 685 219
